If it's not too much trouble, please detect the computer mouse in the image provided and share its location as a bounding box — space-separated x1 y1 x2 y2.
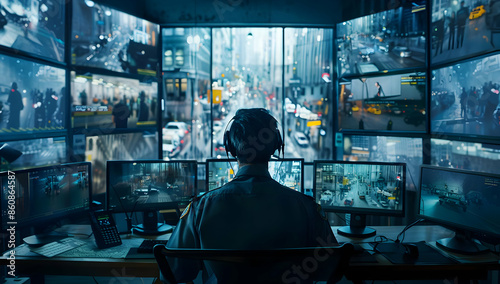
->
403 244 419 259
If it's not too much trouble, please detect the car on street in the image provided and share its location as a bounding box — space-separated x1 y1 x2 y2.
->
359 47 374 61
294 132 309 147
213 120 224 134
393 46 411 58
470 5 486 20
163 133 181 158
344 198 354 206
163 121 189 140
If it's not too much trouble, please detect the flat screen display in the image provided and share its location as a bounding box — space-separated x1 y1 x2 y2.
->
0 162 91 229
337 1 426 76
419 166 500 237
338 72 426 131
71 0 159 76
71 72 157 129
0 54 66 135
314 161 405 216
107 160 197 212
431 0 500 66
0 0 65 61
430 54 500 137
206 158 304 192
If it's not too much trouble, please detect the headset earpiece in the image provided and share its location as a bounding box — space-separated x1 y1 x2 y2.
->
223 130 236 158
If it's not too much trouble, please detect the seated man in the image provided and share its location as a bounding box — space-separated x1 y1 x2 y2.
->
167 108 337 282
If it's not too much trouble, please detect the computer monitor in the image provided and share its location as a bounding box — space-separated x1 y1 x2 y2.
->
106 160 197 235
313 161 406 238
205 158 304 192
0 162 92 246
418 165 500 254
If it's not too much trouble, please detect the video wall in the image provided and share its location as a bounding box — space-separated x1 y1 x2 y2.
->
0 0 160 174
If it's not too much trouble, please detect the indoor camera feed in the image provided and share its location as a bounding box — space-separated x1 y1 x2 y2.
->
71 72 157 129
0 163 91 228
0 55 66 134
431 54 500 137
315 162 404 213
336 0 426 76
339 72 426 131
72 0 159 76
419 166 500 236
431 0 500 65
0 0 65 62
206 159 303 192
107 161 196 212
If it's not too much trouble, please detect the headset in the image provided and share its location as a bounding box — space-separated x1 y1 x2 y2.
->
223 108 284 161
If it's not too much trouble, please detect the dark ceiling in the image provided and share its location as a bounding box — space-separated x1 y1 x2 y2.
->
94 0 400 26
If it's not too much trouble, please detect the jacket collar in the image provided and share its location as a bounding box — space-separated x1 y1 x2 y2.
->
235 164 271 178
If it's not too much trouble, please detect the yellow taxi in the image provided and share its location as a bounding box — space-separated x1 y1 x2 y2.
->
351 105 360 112
469 5 486 20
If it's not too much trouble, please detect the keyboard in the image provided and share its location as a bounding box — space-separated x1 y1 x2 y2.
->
137 239 169 253
30 238 86 258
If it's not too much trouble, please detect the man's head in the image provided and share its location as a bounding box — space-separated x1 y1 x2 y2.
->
224 108 283 164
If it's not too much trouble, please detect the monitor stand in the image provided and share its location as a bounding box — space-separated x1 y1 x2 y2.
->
132 210 173 236
436 230 489 255
23 231 69 247
337 214 376 238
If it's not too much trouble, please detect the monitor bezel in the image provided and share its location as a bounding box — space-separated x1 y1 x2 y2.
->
0 162 92 230
417 165 500 239
205 158 305 193
105 159 198 213
313 160 406 217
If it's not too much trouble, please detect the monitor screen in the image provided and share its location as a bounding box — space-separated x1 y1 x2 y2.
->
71 72 158 129
205 158 304 193
106 160 197 213
431 53 500 138
0 0 65 62
0 54 66 135
0 162 92 230
313 161 405 215
431 0 500 66
338 72 426 132
419 166 500 245
336 1 426 76
71 0 159 76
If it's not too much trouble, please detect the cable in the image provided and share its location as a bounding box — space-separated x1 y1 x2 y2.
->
396 218 425 243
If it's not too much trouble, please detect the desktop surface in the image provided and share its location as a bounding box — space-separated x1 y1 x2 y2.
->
1 225 499 282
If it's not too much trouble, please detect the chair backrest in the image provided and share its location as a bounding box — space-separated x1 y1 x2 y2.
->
153 243 354 284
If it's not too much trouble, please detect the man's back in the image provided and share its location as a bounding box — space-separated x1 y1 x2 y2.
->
197 164 335 249
167 164 336 282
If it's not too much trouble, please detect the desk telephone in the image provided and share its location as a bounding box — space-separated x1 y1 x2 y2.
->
89 210 122 249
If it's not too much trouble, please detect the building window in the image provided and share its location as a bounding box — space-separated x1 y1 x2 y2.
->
164 49 173 66
175 49 184 66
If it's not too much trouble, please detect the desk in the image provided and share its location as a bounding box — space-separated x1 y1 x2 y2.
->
334 225 500 283
1 225 499 283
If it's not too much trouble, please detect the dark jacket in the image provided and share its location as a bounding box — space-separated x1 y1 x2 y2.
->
167 164 337 282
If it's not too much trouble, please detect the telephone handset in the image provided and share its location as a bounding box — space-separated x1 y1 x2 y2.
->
89 210 122 249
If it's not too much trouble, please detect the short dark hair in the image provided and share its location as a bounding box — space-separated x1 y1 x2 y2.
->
225 108 282 164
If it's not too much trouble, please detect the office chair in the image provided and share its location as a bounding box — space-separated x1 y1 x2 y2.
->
153 243 354 284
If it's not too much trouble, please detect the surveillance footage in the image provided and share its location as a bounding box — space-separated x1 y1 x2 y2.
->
72 0 159 76
315 163 404 212
0 55 66 135
0 163 90 225
71 72 157 129
337 1 426 76
420 167 500 235
431 0 500 65
0 0 65 62
339 72 426 131
431 53 500 137
206 159 303 192
85 133 158 197
107 161 196 211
